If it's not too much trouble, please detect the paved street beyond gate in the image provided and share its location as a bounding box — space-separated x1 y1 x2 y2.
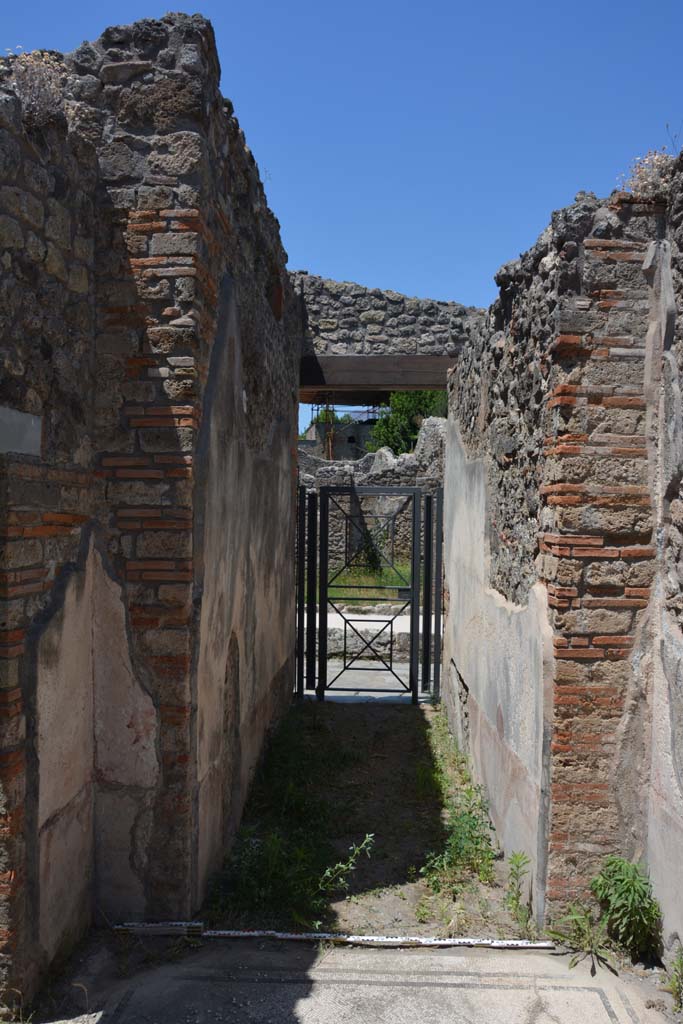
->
44 940 671 1024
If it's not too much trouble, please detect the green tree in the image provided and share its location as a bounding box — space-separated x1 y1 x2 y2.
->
367 391 447 455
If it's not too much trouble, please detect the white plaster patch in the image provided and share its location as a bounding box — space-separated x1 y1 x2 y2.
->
92 550 158 789
0 404 41 455
37 552 95 829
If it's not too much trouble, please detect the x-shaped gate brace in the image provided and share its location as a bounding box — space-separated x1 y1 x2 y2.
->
295 484 444 704
326 598 411 690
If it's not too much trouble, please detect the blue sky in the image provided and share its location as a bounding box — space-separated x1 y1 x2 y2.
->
3 0 682 430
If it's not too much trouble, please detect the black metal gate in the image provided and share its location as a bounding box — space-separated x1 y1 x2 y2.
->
295 485 443 703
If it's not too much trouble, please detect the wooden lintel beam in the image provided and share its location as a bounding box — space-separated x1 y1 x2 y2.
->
299 355 456 400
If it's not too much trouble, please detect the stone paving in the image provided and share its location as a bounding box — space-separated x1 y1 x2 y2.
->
45 941 671 1024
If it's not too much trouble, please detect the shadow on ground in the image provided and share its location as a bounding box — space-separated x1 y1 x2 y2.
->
203 703 446 933
31 702 511 1022
203 702 515 940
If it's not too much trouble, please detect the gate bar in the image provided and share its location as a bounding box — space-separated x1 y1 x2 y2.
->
409 492 421 705
305 492 318 691
433 487 444 701
296 485 306 700
317 490 329 700
421 494 433 693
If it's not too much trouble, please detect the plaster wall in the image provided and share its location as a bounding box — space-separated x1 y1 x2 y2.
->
442 421 552 917
649 220 683 947
194 279 295 904
648 602 683 948
92 547 159 919
35 545 95 966
33 537 161 963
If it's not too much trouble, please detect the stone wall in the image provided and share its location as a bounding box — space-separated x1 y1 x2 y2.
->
299 416 445 492
443 190 670 929
299 418 376 461
300 417 445 568
292 271 483 358
0 15 297 1000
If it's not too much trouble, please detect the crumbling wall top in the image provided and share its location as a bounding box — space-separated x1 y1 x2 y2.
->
291 270 485 359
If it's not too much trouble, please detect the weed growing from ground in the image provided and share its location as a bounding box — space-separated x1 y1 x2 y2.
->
415 897 431 924
664 945 683 1012
505 851 535 938
590 856 662 961
1 989 34 1023
205 706 373 929
547 904 617 976
420 709 496 895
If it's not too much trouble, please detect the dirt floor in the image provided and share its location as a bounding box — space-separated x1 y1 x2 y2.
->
205 701 524 940
325 703 517 938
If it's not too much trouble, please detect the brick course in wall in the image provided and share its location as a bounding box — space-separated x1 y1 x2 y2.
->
538 199 664 907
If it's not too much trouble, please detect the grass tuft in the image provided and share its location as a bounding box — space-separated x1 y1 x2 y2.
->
205 706 371 930
420 709 496 894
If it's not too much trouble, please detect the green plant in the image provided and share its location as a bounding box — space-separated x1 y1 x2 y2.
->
664 944 683 1013
590 856 662 960
420 714 496 893
546 904 616 976
415 760 442 801
316 834 374 904
422 789 495 891
415 897 431 924
505 851 534 937
210 826 373 930
205 707 376 929
328 560 412 602
367 391 447 455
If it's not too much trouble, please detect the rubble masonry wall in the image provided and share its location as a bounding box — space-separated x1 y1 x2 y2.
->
0 15 298 997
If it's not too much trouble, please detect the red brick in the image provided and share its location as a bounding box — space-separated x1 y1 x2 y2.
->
571 547 621 558
115 469 164 479
0 644 24 659
42 512 88 525
101 456 151 467
554 648 605 660
0 631 25 646
117 508 163 518
543 533 604 547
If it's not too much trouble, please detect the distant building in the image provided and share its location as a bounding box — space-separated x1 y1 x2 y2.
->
299 416 377 461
